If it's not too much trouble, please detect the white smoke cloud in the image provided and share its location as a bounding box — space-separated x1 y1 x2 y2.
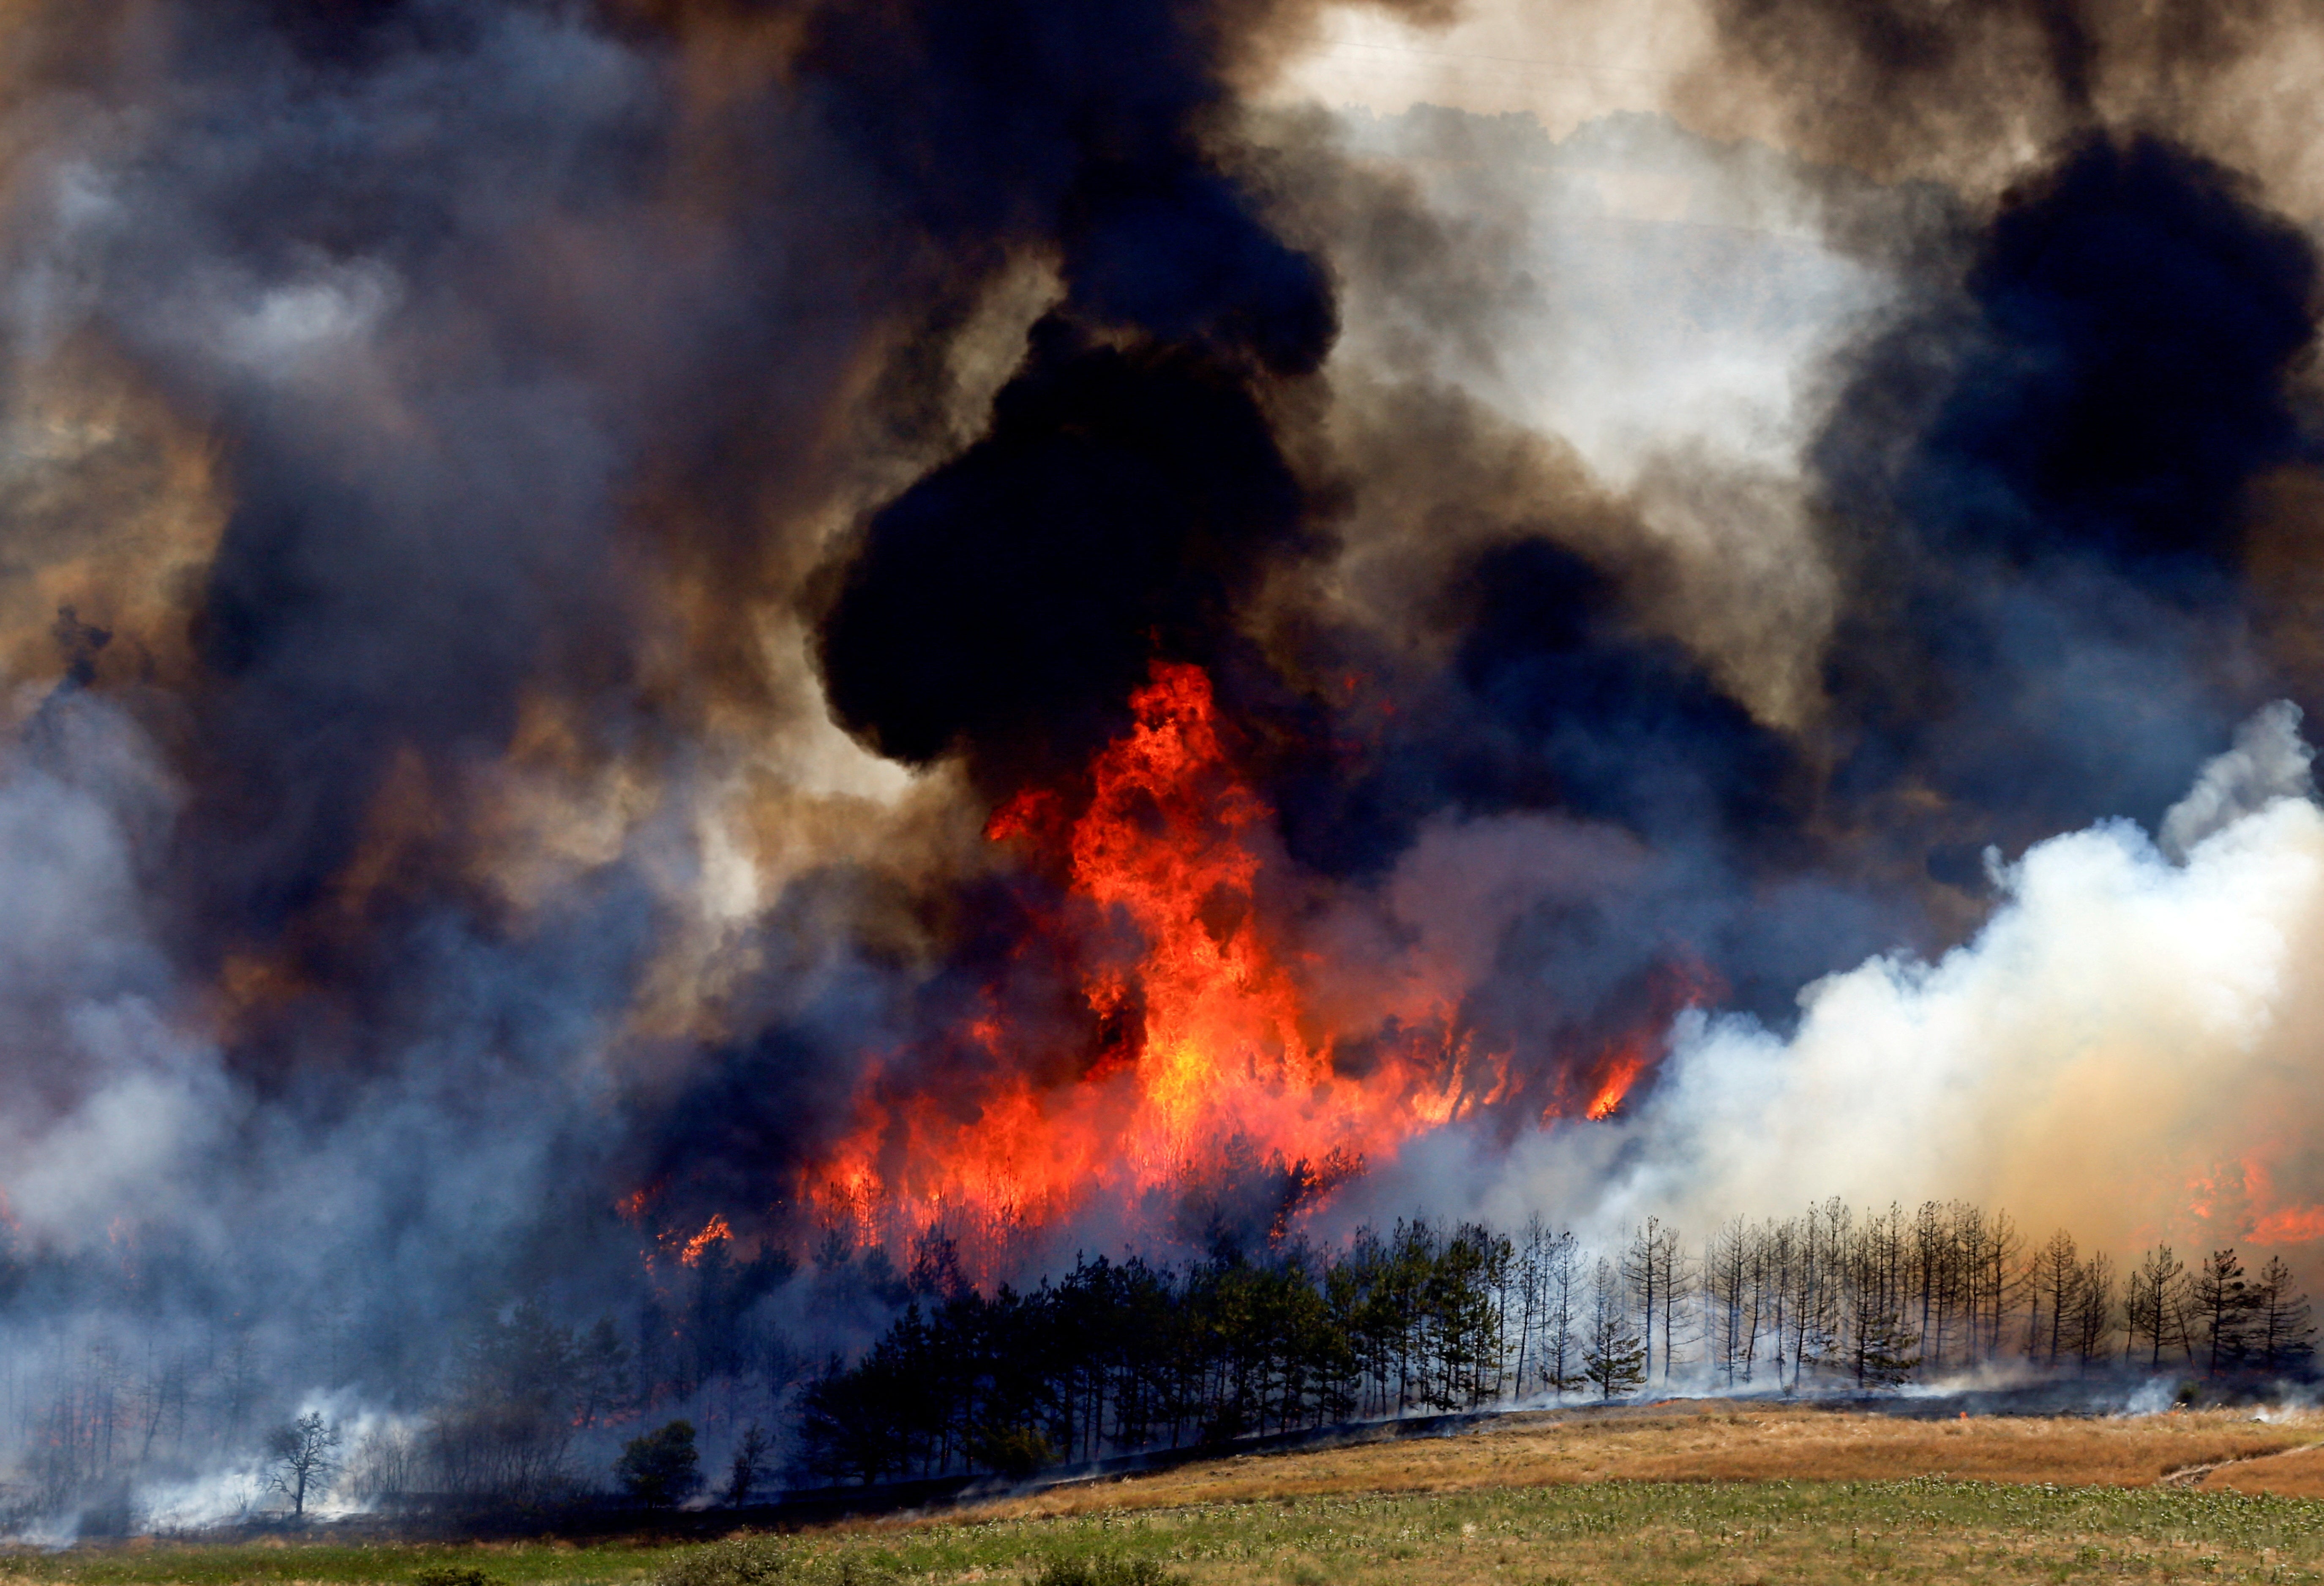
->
1326 106 1893 491
7 1007 233 1242
1456 704 2324 1260
0 691 230 1250
2159 699 2314 859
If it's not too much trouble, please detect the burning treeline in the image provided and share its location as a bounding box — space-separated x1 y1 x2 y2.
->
7 0 2324 1534
798 659 1676 1260
794 1197 2318 1486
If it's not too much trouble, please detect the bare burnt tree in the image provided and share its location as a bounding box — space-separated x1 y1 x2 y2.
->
2125 1245 2194 1369
265 1412 341 1519
2193 1249 2259 1375
1536 1229 1586 1400
2072 1252 2117 1368
1974 1210 2029 1366
1740 1218 1777 1384
2254 1255 2318 1373
1911 1201 1953 1370
1705 1219 1751 1387
1787 1199 1849 1384
1511 1215 1547 1395
1623 1220 1665 1382
1652 1221 1695 1382
1948 1202 1991 1366
2031 1229 2083 1365
1842 1204 1916 1387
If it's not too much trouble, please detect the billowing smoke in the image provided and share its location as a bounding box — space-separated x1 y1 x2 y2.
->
7 0 2324 1529
1385 705 2324 1249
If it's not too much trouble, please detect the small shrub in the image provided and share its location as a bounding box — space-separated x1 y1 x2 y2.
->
1028 1553 1187 1586
656 1540 906 1586
619 1419 704 1508
973 1424 1056 1480
655 1538 793 1586
412 1567 492 1586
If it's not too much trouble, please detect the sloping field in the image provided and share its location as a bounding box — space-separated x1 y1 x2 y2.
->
2202 1443 2324 1498
980 1399 2324 1516
690 1479 2324 1585
657 1403 2324 1585
12 1404 2324 1585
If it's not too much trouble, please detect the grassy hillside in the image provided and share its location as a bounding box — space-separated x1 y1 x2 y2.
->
974 1401 2324 1510
11 1403 2324 1585
669 1480 2324 1585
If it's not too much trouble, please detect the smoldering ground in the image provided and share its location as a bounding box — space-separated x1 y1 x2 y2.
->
5 0 2324 1531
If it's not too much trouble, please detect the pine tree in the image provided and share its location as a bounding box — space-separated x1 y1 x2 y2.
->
615 1420 701 1508
2030 1229 2081 1365
1652 1220 1694 1382
2193 1249 2258 1375
1582 1258 1646 1400
1706 1219 1750 1387
2071 1253 2117 1368
1512 1216 1547 1398
2125 1246 2192 1369
1537 1231 1588 1399
1852 1305 1921 1389
1623 1222 1662 1383
2253 1254 2317 1374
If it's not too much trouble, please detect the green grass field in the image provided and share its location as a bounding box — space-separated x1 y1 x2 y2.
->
14 1481 2324 1586
0 1538 666 1586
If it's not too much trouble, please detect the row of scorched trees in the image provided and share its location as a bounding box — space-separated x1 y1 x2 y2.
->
794 1198 2318 1485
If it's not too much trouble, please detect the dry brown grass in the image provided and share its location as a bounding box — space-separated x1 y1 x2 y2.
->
2201 1439 2324 1496
687 1417 2324 1586
970 1400 2324 1521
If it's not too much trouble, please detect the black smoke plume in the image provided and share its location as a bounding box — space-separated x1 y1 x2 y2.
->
1814 134 2319 853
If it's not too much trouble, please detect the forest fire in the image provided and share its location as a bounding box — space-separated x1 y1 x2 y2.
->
2219 1152 2324 1247
800 662 1691 1261
675 1214 733 1267
19 0 2324 1530
1585 1043 1648 1121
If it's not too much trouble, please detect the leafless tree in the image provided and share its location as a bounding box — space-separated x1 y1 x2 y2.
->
2253 1255 2316 1373
2192 1249 2257 1374
265 1412 341 1518
2030 1229 2081 1365
2071 1252 2116 1368
1536 1229 1585 1399
2125 1245 2192 1369
1705 1219 1751 1387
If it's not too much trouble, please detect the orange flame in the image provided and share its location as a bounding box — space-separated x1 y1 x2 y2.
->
616 1187 656 1222
2220 1151 2324 1245
799 662 1692 1261
676 1213 733 1266
1585 1042 1648 1121
2249 1205 2324 1245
